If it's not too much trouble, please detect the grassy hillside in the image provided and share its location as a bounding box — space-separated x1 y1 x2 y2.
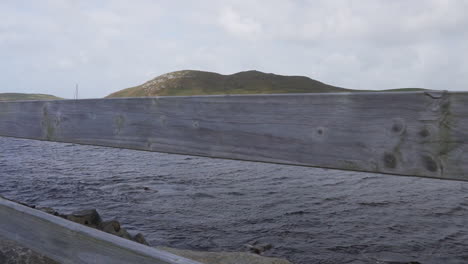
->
0 93 62 101
106 70 355 98
107 70 427 98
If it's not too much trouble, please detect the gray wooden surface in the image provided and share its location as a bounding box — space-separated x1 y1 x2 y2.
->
0 197 203 264
0 91 467 181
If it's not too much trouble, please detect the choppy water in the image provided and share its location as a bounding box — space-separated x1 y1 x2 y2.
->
1 137 468 264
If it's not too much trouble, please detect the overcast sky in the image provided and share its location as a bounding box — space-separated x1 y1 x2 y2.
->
1 0 467 98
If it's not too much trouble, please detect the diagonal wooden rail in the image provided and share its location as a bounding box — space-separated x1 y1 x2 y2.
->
1 91 467 181
0 196 203 264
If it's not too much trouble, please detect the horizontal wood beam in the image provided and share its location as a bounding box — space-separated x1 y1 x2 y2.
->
0 91 467 181
0 197 203 264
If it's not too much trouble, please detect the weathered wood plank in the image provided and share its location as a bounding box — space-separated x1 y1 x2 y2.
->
0 91 467 181
0 197 203 264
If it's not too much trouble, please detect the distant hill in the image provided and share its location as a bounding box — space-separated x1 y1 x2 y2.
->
106 70 427 98
106 70 357 98
0 93 62 101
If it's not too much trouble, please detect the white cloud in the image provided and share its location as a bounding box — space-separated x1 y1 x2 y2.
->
57 58 74 69
219 7 262 38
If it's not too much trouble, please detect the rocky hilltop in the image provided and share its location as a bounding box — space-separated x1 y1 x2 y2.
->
106 70 353 97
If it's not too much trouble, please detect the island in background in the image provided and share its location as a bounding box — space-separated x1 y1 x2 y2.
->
106 70 426 98
0 93 62 101
1 70 427 101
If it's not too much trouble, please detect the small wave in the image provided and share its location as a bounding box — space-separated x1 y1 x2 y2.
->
437 231 464 243
271 176 290 181
284 210 310 216
358 201 391 207
321 180 347 187
446 205 468 215
190 193 216 199
322 195 347 202
118 170 140 174
425 205 468 217
327 244 369 254
225 191 245 196
353 176 381 184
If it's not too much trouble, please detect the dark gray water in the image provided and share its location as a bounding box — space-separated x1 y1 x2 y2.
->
1 137 468 264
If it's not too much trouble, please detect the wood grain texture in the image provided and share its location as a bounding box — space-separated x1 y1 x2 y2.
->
0 91 467 181
0 197 203 264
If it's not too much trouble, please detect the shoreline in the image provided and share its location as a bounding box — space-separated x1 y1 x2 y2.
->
0 195 292 264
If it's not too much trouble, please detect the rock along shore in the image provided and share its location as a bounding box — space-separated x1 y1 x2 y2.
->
0 196 292 264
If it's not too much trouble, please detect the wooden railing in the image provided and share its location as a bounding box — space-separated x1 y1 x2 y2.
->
1 91 467 181
1 91 467 263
